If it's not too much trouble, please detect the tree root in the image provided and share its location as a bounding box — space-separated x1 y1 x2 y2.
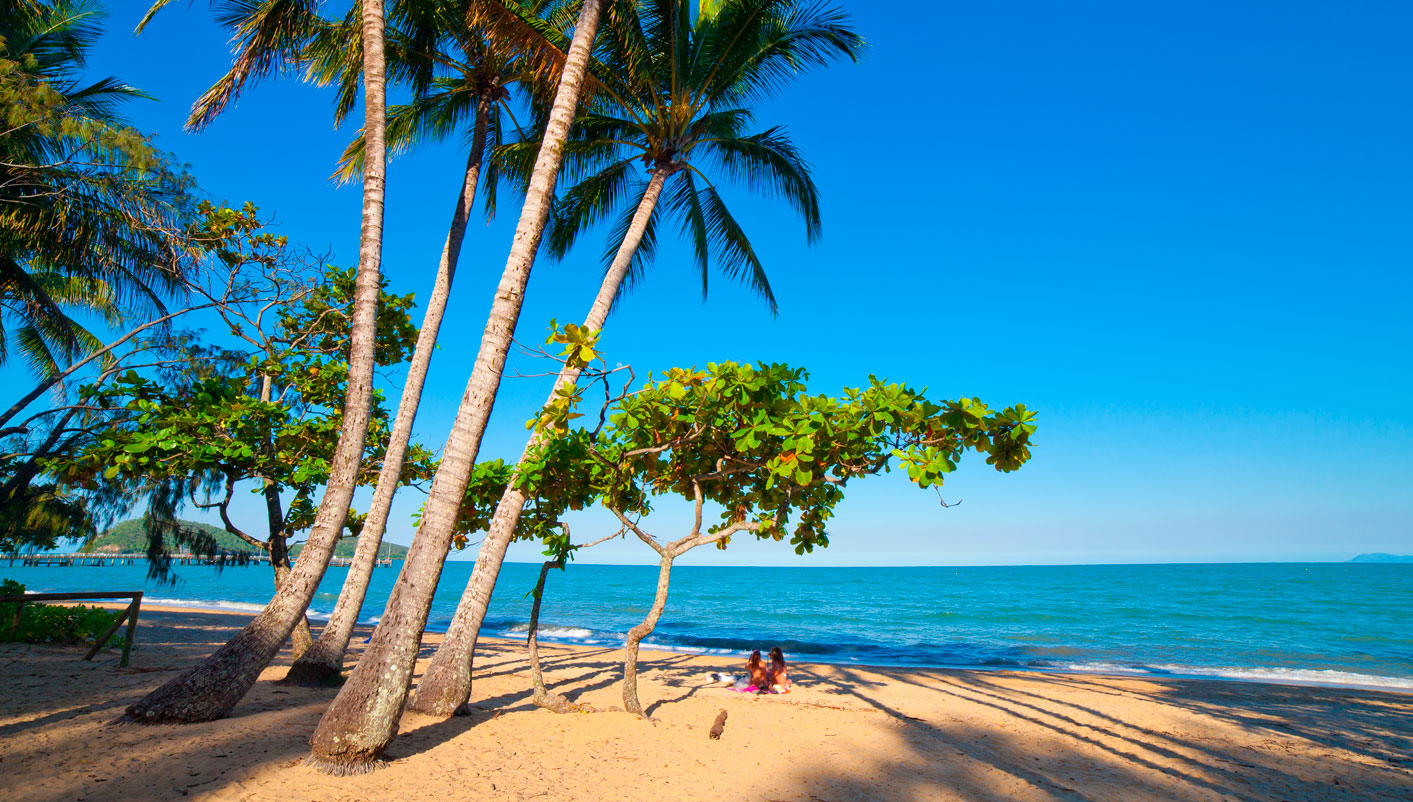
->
112 707 225 726
280 660 344 687
304 754 386 776
532 689 592 714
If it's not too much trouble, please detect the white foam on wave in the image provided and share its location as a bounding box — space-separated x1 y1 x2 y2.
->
499 623 598 640
144 597 267 615
144 597 385 625
1049 661 1413 691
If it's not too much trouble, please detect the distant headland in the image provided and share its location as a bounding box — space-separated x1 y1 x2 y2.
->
82 518 409 560
1349 553 1413 563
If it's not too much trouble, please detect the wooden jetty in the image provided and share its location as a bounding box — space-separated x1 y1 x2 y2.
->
13 552 394 568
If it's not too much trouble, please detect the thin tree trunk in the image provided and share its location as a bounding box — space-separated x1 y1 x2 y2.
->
264 484 313 658
623 555 674 716
284 98 493 686
119 0 388 724
408 167 671 718
527 560 574 713
307 0 605 774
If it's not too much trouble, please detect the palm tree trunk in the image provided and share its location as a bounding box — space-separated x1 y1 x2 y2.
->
408 166 671 717
283 98 493 687
307 0 605 774
119 0 388 724
623 554 675 716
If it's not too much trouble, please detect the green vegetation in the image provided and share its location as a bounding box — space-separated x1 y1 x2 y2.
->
81 518 410 559
294 539 408 560
0 578 126 648
81 518 253 554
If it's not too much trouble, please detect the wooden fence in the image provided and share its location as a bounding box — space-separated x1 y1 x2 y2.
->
0 591 143 667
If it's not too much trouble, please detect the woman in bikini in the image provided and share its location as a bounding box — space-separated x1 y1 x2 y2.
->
731 649 770 692
766 646 790 693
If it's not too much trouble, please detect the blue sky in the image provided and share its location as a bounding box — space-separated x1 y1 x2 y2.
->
34 0 1411 565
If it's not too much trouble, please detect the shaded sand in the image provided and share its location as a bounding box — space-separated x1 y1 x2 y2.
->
2 605 1411 802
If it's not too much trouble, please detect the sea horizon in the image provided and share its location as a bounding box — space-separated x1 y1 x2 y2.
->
9 560 1411 693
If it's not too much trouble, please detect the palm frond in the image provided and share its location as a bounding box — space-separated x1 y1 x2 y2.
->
187 0 322 130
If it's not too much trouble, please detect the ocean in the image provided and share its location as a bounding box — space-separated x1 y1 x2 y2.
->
6 560 1411 690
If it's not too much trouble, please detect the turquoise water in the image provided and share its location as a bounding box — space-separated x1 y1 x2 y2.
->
6 560 1411 689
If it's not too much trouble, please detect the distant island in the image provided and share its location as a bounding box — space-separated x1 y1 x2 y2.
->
82 518 408 560
1349 553 1413 563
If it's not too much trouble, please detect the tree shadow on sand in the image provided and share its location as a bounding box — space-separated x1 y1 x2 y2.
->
770 665 1413 802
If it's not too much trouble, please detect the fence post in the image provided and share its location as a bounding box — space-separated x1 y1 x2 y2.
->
121 593 142 667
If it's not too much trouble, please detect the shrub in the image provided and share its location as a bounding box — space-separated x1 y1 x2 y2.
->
0 579 127 648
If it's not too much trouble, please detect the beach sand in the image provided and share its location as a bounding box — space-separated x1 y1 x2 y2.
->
2 605 1411 802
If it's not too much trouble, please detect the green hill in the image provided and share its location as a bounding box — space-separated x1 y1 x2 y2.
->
84 518 409 560
292 539 408 559
84 518 257 554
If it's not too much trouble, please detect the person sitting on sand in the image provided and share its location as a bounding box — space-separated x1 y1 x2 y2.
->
729 649 770 693
766 646 791 693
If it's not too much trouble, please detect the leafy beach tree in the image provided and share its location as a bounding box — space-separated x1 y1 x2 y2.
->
0 200 365 564
578 362 1036 713
407 0 863 719
61 240 430 656
120 0 392 724
307 0 610 775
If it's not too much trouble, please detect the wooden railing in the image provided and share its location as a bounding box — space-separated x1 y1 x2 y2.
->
1 591 142 667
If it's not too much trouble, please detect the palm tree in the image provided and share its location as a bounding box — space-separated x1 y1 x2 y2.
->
284 0 576 686
307 0 609 774
120 0 391 723
407 0 862 718
1 0 193 380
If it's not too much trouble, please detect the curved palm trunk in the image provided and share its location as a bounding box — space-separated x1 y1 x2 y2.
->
622 554 674 716
283 99 493 686
408 167 671 717
307 0 605 774
120 0 389 724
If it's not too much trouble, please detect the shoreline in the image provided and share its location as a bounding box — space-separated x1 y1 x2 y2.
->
3 605 1411 801
81 598 1413 696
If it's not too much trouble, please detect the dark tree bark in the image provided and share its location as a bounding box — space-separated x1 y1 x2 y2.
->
264 485 312 657
306 0 606 774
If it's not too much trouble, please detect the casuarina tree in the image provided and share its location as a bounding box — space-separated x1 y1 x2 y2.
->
1 0 195 380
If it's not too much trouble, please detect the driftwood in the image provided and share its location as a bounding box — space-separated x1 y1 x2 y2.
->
708 709 728 740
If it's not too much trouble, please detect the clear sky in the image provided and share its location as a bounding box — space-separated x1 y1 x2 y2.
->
33 0 1412 565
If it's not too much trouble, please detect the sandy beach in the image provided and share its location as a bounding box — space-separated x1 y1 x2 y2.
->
1 604 1411 802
